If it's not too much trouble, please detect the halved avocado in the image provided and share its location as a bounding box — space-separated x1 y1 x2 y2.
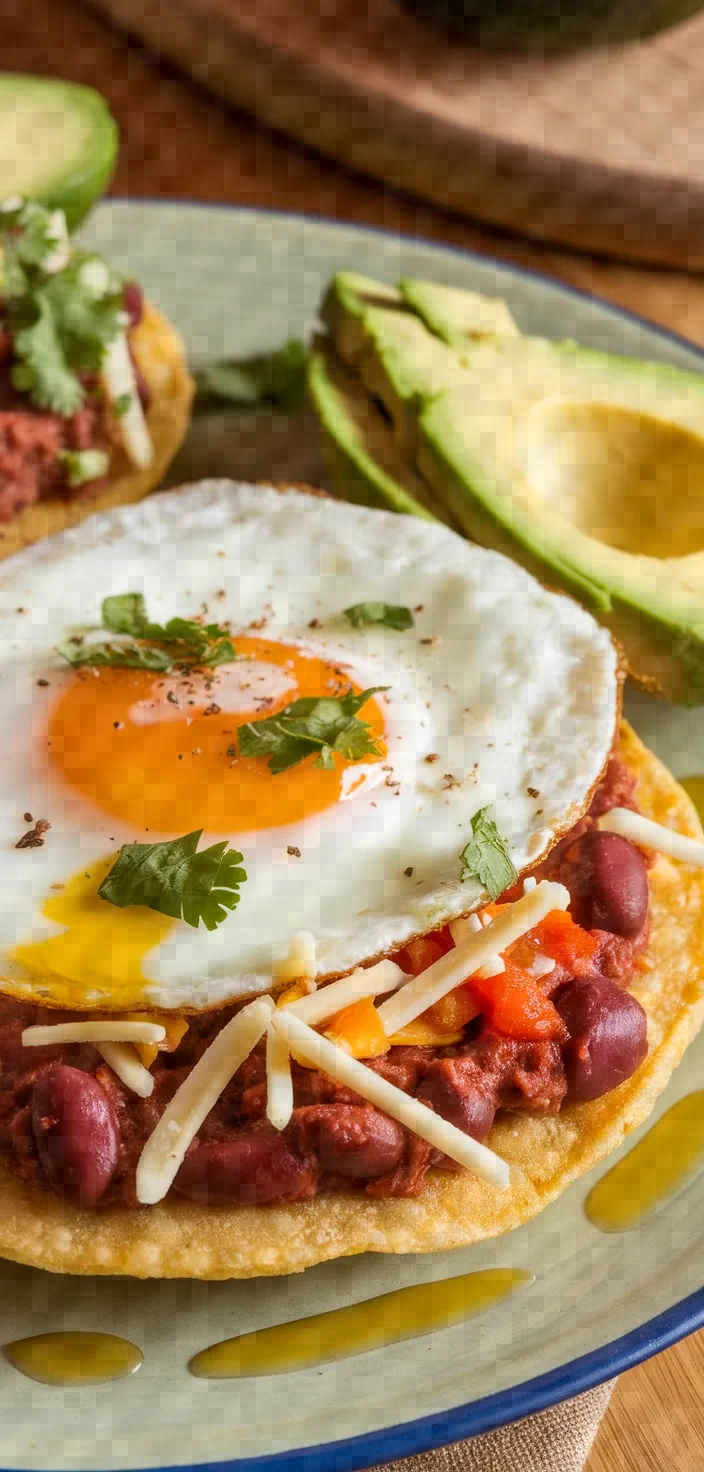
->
310 272 704 703
0 76 118 229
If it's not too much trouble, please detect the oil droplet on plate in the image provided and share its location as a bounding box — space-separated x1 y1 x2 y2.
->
680 775 704 823
3 1332 143 1386
586 1090 704 1232
189 1267 532 1378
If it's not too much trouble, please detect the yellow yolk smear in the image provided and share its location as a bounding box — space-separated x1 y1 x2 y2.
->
11 858 173 1010
47 636 387 835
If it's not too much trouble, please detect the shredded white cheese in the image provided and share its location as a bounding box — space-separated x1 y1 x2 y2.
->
272 1010 509 1189
475 956 506 980
523 876 537 893
135 997 273 1206
273 930 318 986
449 915 481 944
102 331 153 469
286 958 407 1026
599 807 704 868
265 1025 294 1131
528 954 556 980
97 1042 155 1099
22 1020 166 1047
376 881 570 1036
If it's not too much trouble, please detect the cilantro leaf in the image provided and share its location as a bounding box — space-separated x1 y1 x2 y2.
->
195 340 308 411
0 204 126 417
12 294 84 416
101 592 149 637
459 806 517 901
85 594 236 669
57 639 173 672
344 602 414 632
238 687 389 774
98 829 247 931
58 448 109 488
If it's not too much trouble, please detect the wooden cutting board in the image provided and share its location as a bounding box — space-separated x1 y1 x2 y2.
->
91 0 704 269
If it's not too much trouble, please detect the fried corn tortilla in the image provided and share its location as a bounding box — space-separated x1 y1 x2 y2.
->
0 303 194 561
0 720 702 1279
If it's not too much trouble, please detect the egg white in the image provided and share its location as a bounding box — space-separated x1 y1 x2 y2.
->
0 481 619 1010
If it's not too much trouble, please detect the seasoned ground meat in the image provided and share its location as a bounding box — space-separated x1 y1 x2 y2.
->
0 754 651 1209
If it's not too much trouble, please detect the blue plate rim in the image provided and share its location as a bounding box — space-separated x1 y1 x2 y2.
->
13 198 704 1472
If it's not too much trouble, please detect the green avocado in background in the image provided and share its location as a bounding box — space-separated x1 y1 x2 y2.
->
309 271 704 705
0 75 118 229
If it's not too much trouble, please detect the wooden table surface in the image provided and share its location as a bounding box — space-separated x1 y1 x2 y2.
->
8 1 704 1465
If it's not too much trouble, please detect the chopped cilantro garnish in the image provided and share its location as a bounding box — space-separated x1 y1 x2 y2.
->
57 639 173 672
344 602 414 631
238 687 389 774
459 806 517 901
58 448 109 488
0 203 125 418
195 339 308 411
57 592 236 672
98 829 247 931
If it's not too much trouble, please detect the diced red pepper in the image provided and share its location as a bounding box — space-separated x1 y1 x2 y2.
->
469 961 566 1041
395 927 453 976
529 910 598 969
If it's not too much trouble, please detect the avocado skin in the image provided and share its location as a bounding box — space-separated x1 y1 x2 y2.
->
312 271 704 704
398 0 704 52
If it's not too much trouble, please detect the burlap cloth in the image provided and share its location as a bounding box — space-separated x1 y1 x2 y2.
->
371 1380 615 1472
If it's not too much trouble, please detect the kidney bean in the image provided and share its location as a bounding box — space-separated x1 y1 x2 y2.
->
556 977 648 1102
31 1065 119 1208
173 1128 311 1205
299 1104 406 1180
573 829 649 937
417 1059 496 1141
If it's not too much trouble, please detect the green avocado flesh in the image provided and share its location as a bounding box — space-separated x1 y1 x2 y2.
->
0 76 118 229
309 270 704 704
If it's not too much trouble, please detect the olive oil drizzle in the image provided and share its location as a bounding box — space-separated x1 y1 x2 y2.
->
3 1332 143 1386
586 1090 704 1233
189 1268 532 1379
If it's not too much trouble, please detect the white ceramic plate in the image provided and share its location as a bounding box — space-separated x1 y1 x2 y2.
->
2 202 704 1472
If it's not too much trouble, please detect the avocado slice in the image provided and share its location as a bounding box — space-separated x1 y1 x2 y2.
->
398 278 519 345
0 76 118 229
311 273 704 703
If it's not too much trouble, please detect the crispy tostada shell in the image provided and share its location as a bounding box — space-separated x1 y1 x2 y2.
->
0 721 702 1278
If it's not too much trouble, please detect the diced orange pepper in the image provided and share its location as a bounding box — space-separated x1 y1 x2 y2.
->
324 996 390 1059
469 961 566 1041
388 1021 464 1047
124 1012 189 1068
426 986 480 1033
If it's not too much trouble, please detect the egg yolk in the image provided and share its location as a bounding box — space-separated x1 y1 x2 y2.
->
47 636 386 835
12 858 173 1010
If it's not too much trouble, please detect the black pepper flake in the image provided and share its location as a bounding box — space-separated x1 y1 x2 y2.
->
404 866 414 877
414 605 424 613
37 678 49 688
23 812 32 823
425 753 440 764
204 703 221 716
113 721 124 730
420 636 442 646
167 691 180 706
308 618 322 629
442 773 460 790
16 607 27 615
16 818 50 850
226 744 236 758
527 787 540 799
287 846 301 858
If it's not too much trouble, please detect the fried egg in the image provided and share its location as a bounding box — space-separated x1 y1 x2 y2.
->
0 481 619 1011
